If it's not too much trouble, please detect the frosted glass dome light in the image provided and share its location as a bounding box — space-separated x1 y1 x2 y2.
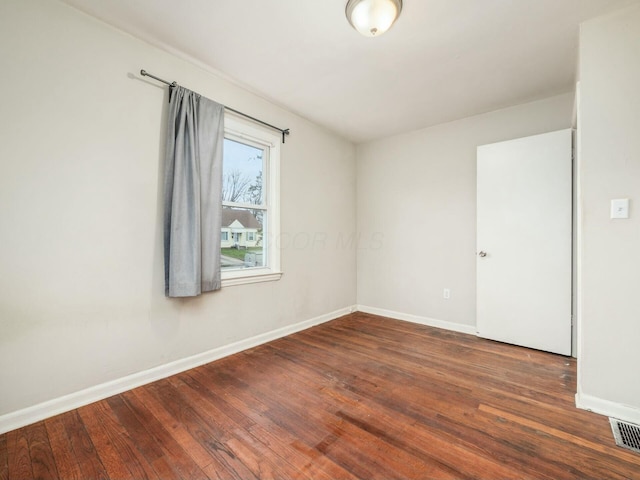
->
346 0 403 37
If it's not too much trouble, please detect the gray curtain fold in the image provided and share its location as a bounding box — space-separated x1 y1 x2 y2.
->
164 86 224 297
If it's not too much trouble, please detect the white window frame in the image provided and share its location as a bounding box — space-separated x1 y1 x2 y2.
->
221 231 229 241
247 232 256 241
221 114 281 287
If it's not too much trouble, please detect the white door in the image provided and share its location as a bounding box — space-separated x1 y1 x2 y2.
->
477 129 572 356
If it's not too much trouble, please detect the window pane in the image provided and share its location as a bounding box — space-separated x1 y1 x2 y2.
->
220 207 265 271
222 138 264 205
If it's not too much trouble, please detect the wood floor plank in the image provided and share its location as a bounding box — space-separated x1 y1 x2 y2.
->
105 395 183 479
2 312 639 479
304 321 568 403
242 343 528 479
88 400 161 480
145 378 258 479
120 389 210 479
268 332 584 478
0 434 7 480
186 365 358 480
60 410 108 480
181 370 319 480
223 350 465 478
44 415 82 480
129 386 217 472
5 429 32 480
78 403 136 480
476 404 640 478
25 422 58 480
167 374 305 479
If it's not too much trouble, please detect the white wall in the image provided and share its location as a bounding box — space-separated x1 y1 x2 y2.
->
357 93 574 331
577 4 640 423
0 0 356 422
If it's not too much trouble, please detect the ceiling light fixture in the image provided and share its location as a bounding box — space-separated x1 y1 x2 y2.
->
346 0 403 37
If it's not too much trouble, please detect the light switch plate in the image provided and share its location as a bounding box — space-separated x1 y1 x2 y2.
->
611 198 630 219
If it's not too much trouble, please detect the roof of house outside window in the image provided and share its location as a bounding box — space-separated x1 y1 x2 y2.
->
222 208 261 229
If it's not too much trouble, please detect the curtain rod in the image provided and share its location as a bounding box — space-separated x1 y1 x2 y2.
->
140 69 291 143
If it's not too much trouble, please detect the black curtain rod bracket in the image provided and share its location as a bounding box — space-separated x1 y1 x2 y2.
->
140 69 290 143
140 69 176 88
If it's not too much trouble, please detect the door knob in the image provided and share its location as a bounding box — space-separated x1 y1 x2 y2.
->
478 251 487 257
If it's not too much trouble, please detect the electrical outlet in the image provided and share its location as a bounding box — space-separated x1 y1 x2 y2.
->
611 198 630 219
443 288 451 300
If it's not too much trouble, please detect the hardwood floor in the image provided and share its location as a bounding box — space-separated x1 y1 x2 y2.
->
1 312 639 479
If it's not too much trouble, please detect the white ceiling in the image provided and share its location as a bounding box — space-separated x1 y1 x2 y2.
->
61 0 638 143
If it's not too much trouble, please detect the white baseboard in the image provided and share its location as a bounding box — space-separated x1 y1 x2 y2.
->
356 305 477 336
0 306 353 435
576 388 640 425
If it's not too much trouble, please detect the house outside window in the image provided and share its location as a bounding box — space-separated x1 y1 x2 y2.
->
220 115 281 286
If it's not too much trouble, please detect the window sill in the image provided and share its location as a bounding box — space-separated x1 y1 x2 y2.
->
221 270 283 287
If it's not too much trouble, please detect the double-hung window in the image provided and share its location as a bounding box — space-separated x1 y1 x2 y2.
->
220 115 281 286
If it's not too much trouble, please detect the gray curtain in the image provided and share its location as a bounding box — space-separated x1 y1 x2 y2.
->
164 86 224 297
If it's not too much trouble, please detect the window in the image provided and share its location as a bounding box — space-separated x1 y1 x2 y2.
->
220 115 281 286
